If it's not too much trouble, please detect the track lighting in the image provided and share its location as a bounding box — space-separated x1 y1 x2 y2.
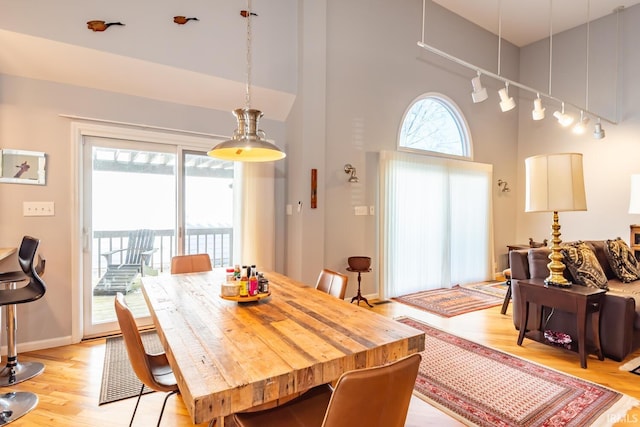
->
593 118 606 139
498 83 515 112
532 95 545 120
572 111 590 134
553 103 574 127
471 72 488 103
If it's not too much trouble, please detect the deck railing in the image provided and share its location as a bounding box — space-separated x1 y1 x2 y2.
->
93 228 233 277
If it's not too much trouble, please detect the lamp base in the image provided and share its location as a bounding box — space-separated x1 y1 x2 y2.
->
544 279 572 288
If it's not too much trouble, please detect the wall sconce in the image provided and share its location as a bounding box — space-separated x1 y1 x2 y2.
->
344 164 359 183
498 179 510 192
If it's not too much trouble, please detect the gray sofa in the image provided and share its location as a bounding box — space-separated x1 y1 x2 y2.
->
509 240 640 361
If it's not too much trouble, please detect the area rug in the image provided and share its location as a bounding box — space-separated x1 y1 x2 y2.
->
99 330 163 405
393 285 504 317
619 356 640 376
462 280 508 298
398 317 638 426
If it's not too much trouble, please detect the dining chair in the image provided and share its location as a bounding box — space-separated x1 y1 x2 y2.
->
170 253 213 274
315 269 348 300
233 353 421 427
114 293 179 427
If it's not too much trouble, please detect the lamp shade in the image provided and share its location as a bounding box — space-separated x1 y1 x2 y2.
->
525 153 587 213
629 175 640 214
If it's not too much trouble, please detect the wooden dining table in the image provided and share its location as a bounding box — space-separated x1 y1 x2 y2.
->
141 270 425 425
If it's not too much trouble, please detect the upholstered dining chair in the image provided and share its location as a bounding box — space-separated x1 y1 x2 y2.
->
114 293 179 427
170 253 213 274
233 353 421 427
315 269 348 300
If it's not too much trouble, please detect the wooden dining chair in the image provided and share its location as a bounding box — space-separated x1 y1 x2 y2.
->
233 353 421 427
315 269 348 300
170 253 213 274
114 293 179 427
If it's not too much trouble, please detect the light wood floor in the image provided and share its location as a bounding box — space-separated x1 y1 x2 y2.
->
6 298 640 426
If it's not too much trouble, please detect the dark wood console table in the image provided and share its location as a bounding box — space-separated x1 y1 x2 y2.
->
516 278 605 368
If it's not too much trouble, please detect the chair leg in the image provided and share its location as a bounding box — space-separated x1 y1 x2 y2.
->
0 391 39 425
129 384 145 427
500 280 512 315
156 390 178 427
0 296 44 386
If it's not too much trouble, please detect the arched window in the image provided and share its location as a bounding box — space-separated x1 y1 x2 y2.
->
398 93 471 159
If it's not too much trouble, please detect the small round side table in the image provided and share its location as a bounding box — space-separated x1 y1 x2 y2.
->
346 266 373 308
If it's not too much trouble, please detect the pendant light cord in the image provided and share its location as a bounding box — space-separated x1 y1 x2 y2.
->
245 0 253 110
585 0 590 110
548 0 553 95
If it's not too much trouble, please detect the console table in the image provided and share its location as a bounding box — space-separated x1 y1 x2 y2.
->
516 278 605 368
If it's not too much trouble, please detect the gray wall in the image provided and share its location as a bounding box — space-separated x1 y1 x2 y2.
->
516 6 640 245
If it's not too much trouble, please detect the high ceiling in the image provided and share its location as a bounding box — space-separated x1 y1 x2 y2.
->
433 0 640 47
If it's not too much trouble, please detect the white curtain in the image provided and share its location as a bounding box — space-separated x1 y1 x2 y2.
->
235 162 276 271
378 150 494 299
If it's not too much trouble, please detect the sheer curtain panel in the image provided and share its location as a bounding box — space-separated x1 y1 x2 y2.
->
379 151 494 299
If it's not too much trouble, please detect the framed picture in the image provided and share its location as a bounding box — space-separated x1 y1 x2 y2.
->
0 149 47 185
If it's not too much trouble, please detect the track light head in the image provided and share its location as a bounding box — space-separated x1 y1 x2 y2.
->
572 112 590 134
498 84 515 112
553 103 574 127
532 97 545 120
471 75 488 103
593 120 606 139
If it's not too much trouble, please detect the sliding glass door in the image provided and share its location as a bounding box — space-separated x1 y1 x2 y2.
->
81 136 235 338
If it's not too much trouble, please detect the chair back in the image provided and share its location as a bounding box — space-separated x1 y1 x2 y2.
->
124 229 156 266
322 353 421 427
316 269 348 300
0 236 47 306
114 293 173 392
171 254 213 274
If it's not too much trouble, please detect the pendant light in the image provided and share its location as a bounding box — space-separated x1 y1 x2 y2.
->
207 0 286 162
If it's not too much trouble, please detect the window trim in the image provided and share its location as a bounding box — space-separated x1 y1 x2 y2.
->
397 92 473 161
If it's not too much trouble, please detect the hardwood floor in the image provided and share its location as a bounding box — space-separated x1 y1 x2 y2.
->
6 298 640 426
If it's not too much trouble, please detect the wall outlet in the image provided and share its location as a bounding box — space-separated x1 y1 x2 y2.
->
23 201 55 217
369 206 375 215
354 206 368 216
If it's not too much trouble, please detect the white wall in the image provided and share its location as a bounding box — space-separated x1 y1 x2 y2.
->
516 5 640 245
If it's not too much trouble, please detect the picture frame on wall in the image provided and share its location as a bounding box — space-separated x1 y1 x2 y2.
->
0 149 47 185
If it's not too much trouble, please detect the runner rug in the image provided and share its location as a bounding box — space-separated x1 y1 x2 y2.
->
398 317 638 426
99 330 163 405
393 284 504 317
619 356 640 376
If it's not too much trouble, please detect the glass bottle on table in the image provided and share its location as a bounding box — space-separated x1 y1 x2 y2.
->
249 268 258 296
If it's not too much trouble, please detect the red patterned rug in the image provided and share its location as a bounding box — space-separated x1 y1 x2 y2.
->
398 317 638 426
393 285 503 317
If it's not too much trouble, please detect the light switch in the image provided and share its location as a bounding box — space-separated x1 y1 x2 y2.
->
23 201 55 217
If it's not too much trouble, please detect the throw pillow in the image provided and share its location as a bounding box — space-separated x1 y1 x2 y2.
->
605 237 640 283
560 241 609 290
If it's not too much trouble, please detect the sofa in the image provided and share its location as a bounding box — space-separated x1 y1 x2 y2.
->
509 240 640 361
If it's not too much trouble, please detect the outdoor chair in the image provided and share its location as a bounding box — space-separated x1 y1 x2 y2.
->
233 353 421 427
315 269 348 300
93 229 157 296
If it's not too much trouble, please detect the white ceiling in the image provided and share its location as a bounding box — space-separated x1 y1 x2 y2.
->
433 0 640 47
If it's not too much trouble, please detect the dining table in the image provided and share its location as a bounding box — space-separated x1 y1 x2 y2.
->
141 270 425 425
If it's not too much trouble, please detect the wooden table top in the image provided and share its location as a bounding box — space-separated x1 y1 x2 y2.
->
141 270 425 424
0 248 16 262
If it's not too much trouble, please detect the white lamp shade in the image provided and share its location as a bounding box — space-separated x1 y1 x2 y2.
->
629 175 640 214
525 153 587 213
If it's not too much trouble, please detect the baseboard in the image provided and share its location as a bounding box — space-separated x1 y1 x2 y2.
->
1 335 74 356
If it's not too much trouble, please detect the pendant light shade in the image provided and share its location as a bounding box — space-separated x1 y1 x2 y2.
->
208 109 285 162
207 0 286 162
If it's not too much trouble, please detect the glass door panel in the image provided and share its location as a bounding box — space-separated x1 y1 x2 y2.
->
182 152 234 267
83 138 176 337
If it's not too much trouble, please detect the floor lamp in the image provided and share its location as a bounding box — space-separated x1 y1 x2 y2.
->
525 153 587 287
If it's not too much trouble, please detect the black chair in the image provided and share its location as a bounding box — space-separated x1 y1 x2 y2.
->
0 236 47 424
